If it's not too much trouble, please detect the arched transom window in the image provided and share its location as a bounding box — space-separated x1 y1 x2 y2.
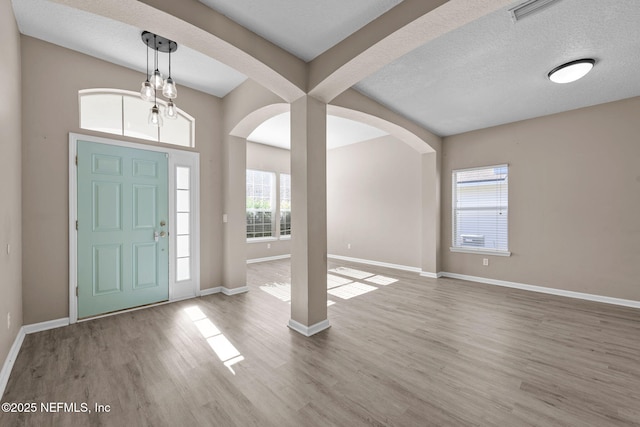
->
79 89 195 148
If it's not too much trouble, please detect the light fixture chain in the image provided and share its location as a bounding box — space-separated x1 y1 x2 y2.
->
146 42 149 79
154 34 158 72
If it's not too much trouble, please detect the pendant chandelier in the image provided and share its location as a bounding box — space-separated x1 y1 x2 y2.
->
140 31 178 126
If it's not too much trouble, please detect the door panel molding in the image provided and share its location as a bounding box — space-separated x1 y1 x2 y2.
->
92 244 123 295
69 133 200 323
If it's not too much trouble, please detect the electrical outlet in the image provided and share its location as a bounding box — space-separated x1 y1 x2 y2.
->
347 243 351 249
222 214 228 223
267 243 271 249
483 258 489 266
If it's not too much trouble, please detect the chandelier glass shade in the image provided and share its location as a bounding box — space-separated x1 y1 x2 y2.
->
163 77 177 99
140 80 154 102
148 104 163 127
151 69 165 90
165 99 178 120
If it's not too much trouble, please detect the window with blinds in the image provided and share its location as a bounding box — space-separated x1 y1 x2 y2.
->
246 169 275 239
279 173 291 236
451 165 510 255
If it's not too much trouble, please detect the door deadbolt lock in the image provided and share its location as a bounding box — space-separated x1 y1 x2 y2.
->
160 220 166 227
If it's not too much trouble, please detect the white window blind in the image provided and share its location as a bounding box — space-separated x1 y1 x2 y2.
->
246 170 275 239
452 165 509 255
279 173 291 236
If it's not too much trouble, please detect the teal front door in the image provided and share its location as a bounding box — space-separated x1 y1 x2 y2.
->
77 140 169 318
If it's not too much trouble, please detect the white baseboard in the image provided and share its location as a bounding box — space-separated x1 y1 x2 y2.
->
199 286 222 296
0 328 25 399
248 253 422 275
1 317 70 399
222 286 249 296
247 254 291 264
288 319 331 337
441 272 640 309
200 286 248 296
22 318 70 335
328 254 421 274
420 271 444 279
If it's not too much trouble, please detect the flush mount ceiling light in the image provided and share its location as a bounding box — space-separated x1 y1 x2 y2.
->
548 59 595 84
140 31 179 126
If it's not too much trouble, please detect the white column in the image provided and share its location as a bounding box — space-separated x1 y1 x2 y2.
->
222 135 247 290
289 95 330 336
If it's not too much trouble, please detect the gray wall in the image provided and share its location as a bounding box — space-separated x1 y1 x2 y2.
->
442 96 640 301
0 0 23 370
246 141 291 260
327 135 422 269
21 36 224 324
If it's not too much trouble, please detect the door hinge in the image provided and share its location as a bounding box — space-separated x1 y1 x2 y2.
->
75 155 78 165
75 287 78 297
76 220 78 230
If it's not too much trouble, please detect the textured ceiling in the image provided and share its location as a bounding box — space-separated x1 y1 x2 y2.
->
198 0 404 62
247 113 389 150
11 0 640 141
12 0 247 97
355 0 640 136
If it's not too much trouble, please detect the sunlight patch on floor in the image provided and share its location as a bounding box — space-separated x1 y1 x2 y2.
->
365 275 398 286
223 355 245 374
328 282 378 300
257 269 400 306
185 306 207 321
185 305 244 374
328 267 375 280
194 318 221 337
327 274 352 289
259 282 291 302
207 335 242 363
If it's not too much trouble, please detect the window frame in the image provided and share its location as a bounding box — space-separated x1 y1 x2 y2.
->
450 164 511 257
175 165 192 283
78 88 195 148
246 169 276 241
279 172 291 238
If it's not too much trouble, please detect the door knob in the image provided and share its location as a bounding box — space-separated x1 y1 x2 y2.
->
160 231 166 237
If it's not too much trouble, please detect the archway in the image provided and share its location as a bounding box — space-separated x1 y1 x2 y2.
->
225 99 442 312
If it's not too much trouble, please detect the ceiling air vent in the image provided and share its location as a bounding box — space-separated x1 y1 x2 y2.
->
508 0 562 22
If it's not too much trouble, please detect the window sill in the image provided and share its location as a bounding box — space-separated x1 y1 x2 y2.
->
247 237 277 243
279 235 291 240
449 247 511 257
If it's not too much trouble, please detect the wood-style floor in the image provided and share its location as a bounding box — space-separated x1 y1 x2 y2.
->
2 259 640 426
